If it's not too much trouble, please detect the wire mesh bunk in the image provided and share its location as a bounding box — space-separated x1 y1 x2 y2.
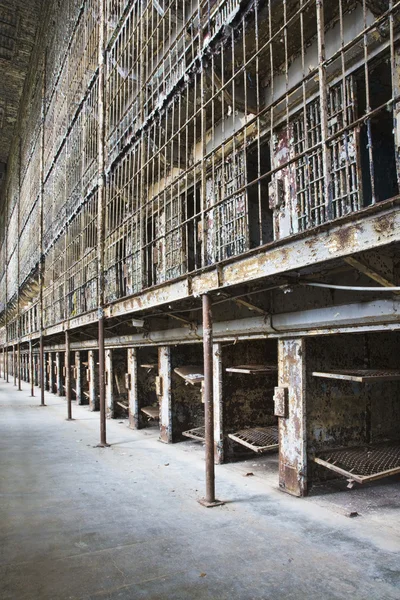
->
228 426 279 453
313 442 400 485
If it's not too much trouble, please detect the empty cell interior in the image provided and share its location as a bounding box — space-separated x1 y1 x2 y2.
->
223 339 278 461
171 344 204 442
307 332 400 484
108 348 129 418
138 347 159 427
78 350 90 404
89 350 100 411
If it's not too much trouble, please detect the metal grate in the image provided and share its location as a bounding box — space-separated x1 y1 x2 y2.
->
182 426 205 442
314 442 400 484
228 426 279 453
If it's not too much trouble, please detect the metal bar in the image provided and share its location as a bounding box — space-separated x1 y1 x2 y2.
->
65 330 72 420
13 344 16 386
17 342 21 391
40 335 45 405
199 294 223 508
98 314 108 446
96 0 109 448
29 340 34 397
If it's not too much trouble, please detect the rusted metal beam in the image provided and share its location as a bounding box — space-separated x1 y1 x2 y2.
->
29 340 34 397
233 298 269 316
48 352 54 394
127 347 140 429
105 348 113 418
97 315 109 446
17 342 21 391
105 203 400 321
344 256 400 293
96 0 109 449
199 295 224 508
40 336 45 406
65 330 72 421
88 350 98 412
56 351 62 396
13 344 16 386
75 351 82 405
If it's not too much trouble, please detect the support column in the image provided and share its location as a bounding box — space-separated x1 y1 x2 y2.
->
199 294 223 507
105 348 113 418
127 347 140 429
13 345 16 386
159 346 172 444
34 354 39 387
75 351 82 405
65 331 72 420
40 339 46 406
17 343 21 391
98 315 109 446
213 342 224 465
43 351 48 391
29 341 34 397
56 352 62 396
48 352 54 394
277 338 307 497
88 350 98 411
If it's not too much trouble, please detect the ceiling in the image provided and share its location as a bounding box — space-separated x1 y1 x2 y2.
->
0 0 42 173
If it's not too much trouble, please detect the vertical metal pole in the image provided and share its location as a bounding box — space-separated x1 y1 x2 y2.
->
17 343 21 391
40 335 45 405
199 294 223 508
29 340 34 397
13 344 16 386
96 0 109 447
65 330 72 420
316 0 331 223
98 315 108 446
17 137 21 392
39 50 46 407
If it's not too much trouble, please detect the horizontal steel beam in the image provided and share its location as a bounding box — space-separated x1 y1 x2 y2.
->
39 299 400 352
106 201 400 319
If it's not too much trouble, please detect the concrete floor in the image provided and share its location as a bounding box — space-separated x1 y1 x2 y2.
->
1 381 400 600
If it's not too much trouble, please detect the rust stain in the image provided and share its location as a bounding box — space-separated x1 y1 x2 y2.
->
373 214 395 235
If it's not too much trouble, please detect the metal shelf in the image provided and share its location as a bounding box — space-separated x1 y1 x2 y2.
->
228 426 279 453
226 364 277 375
174 366 204 386
141 405 159 420
312 369 400 383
